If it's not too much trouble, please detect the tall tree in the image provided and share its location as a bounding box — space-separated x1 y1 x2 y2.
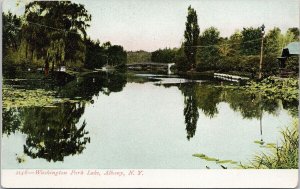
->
23 1 91 73
279 30 297 49
238 27 262 76
288 27 300 41
228 30 242 57
264 27 282 56
47 38 65 72
85 38 106 69
107 45 127 68
183 6 200 70
3 12 22 56
197 27 221 71
261 27 281 75
219 31 243 71
240 27 262 55
174 46 189 72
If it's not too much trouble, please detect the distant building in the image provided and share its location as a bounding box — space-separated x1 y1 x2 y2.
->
277 42 300 68
277 42 299 77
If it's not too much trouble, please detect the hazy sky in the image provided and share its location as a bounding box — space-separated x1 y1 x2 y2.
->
2 0 299 51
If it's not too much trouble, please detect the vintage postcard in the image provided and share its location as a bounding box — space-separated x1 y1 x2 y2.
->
1 0 299 188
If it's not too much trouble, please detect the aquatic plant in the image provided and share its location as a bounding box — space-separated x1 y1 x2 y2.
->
193 153 238 168
193 119 299 169
245 76 298 102
242 119 298 169
2 85 81 108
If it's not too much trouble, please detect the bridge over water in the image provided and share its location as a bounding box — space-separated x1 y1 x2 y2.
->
127 62 175 74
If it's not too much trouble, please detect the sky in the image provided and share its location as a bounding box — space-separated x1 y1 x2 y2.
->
2 0 299 51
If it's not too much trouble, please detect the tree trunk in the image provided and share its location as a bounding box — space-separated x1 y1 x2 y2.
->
31 49 34 62
45 56 49 76
51 60 55 73
25 43 28 58
58 56 61 71
13 41 18 51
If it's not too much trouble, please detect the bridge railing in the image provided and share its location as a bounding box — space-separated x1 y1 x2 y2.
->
214 73 249 82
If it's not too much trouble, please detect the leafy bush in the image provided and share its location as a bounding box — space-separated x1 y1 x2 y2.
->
245 76 298 102
242 119 298 169
193 119 298 169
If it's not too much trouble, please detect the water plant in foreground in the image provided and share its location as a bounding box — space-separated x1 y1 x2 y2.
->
193 119 299 169
242 119 298 169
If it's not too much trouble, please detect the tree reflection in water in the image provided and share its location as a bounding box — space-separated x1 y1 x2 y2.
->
180 83 199 140
178 82 298 141
2 107 21 136
57 72 127 100
21 102 89 162
2 71 128 162
3 102 90 162
2 73 298 161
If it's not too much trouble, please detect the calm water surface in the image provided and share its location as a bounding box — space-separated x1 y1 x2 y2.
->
2 72 297 169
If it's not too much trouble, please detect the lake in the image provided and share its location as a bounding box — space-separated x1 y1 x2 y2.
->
2 71 297 169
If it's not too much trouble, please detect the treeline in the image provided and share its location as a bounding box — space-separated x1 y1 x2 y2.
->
153 26 299 76
127 50 151 64
3 1 127 76
85 41 126 70
194 26 299 75
127 49 177 64
152 6 299 77
151 48 177 63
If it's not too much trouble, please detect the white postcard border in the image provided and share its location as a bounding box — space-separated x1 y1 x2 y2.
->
1 169 298 188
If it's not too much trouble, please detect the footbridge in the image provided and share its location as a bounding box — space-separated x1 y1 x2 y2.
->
127 62 175 74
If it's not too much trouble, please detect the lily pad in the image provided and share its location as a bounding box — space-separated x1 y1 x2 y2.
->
193 153 206 158
254 140 265 145
216 160 234 164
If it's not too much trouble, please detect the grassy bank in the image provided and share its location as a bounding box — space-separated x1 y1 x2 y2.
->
242 119 298 169
193 119 299 169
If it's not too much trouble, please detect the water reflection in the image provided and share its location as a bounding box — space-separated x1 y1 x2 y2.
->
282 100 298 117
178 82 297 140
22 102 89 162
2 108 21 136
3 102 90 162
179 83 199 140
57 72 127 100
2 72 128 162
2 72 298 166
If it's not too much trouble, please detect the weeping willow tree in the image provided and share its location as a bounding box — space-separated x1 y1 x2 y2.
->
46 38 65 75
23 1 91 74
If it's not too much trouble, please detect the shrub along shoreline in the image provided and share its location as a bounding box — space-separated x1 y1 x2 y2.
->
193 119 298 169
244 76 298 102
242 119 298 169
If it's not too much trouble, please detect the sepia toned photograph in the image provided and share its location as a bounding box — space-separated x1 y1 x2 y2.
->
1 0 299 188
